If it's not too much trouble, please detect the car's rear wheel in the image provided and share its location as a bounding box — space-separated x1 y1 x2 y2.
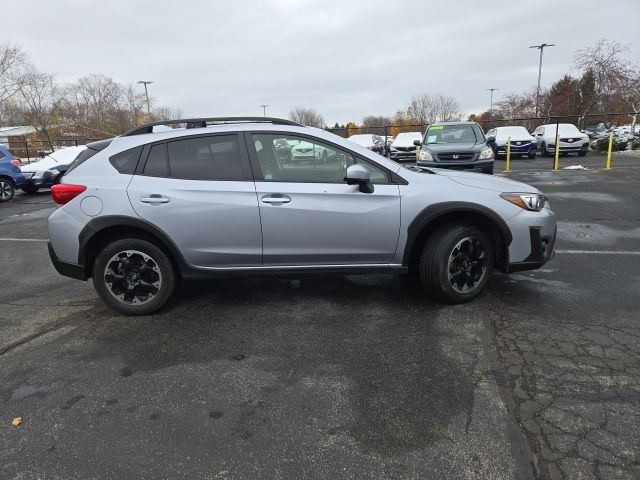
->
0 179 15 202
419 224 493 303
21 184 39 194
92 238 175 315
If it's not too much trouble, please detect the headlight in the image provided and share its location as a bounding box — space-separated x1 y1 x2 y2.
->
500 193 546 212
418 150 433 161
479 146 494 159
22 172 34 179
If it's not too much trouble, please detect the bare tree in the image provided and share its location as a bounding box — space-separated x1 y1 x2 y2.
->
289 107 325 128
15 65 62 146
362 115 392 135
0 43 25 104
573 39 635 113
407 93 461 124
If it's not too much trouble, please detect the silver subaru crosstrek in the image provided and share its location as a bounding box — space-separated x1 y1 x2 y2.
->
48 117 556 315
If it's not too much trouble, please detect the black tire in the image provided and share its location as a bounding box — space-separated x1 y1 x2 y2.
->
481 165 494 175
21 184 39 194
419 224 494 304
540 142 549 157
492 146 500 160
92 238 176 315
527 150 537 159
0 178 15 203
578 148 587 157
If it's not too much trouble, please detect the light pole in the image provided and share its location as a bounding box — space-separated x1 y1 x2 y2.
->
529 43 555 117
259 104 269 117
486 88 499 110
137 80 153 116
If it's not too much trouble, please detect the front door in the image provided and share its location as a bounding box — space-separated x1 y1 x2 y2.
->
247 132 401 266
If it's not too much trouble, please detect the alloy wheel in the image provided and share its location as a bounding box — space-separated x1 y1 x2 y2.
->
103 250 162 305
0 180 13 200
447 237 488 294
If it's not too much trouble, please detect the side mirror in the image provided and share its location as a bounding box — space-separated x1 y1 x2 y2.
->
413 139 421 146
344 164 374 193
486 135 496 144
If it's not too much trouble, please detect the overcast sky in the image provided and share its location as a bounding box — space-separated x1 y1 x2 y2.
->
6 0 639 124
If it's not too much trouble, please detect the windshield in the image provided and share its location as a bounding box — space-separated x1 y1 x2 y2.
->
425 125 479 144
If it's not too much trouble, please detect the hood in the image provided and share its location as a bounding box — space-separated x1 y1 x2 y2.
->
21 156 59 173
392 133 422 148
424 142 480 152
430 168 540 193
21 146 86 173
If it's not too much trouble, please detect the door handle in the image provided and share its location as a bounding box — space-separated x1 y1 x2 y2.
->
140 194 170 204
261 194 291 204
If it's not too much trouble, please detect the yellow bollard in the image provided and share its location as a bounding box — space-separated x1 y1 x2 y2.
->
505 137 511 172
604 132 613 170
553 134 560 170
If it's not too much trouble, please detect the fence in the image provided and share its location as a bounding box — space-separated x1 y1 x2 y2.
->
327 112 639 172
6 138 106 162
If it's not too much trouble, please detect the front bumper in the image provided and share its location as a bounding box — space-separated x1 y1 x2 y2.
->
417 159 494 170
505 205 557 273
506 226 557 273
497 143 536 154
390 150 418 162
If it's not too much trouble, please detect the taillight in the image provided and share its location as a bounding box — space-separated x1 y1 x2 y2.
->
11 159 22 168
51 184 86 205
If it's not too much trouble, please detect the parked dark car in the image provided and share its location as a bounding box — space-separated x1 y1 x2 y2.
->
485 126 537 159
416 121 495 174
0 144 26 202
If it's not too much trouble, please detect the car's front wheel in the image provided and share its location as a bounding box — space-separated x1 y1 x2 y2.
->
481 165 494 175
540 142 549 157
578 147 588 157
419 224 494 303
92 238 176 315
0 178 15 202
527 150 537 159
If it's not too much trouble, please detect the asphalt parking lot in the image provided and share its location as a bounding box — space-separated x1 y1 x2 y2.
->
1 168 639 480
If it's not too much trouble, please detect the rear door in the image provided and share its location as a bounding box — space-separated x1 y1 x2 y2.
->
127 133 262 268
247 132 401 266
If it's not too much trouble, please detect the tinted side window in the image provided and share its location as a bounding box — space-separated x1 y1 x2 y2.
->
167 135 243 180
108 147 142 174
143 144 168 177
0 149 6 160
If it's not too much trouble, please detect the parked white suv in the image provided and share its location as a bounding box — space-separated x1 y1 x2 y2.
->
532 124 589 157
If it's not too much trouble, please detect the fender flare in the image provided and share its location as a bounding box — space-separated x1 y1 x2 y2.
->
402 202 513 266
77 215 190 272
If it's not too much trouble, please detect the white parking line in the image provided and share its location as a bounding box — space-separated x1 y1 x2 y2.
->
0 238 48 242
556 249 640 255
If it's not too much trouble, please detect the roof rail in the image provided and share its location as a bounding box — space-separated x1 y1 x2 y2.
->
121 117 304 136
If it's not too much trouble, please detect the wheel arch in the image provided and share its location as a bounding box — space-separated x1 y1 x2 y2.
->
403 202 512 274
0 174 16 186
78 216 186 280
